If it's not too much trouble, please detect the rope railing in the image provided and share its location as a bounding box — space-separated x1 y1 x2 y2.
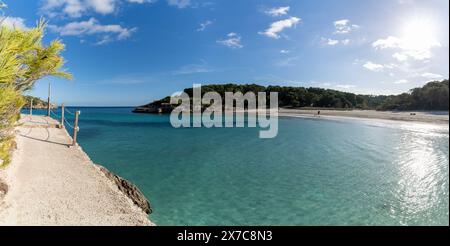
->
65 108 76 116
27 98 81 146
26 82 81 146
62 108 80 131
62 108 81 146
50 109 60 119
63 117 76 130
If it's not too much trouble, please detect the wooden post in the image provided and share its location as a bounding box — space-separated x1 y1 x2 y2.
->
60 103 65 128
72 110 80 146
47 83 51 117
30 98 33 116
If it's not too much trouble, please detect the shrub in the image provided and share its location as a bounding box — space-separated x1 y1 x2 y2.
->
0 12 71 167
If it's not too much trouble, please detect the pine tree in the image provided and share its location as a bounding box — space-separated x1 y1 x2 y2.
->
1 5 71 166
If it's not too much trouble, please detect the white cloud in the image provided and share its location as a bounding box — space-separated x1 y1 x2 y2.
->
264 6 290 17
421 72 443 80
319 20 357 46
40 0 190 19
167 0 191 8
341 39 350 45
336 84 356 89
397 0 415 4
197 20 212 31
334 19 359 34
41 0 156 18
48 18 137 44
311 82 357 91
324 38 339 46
259 16 301 39
217 32 243 49
394 79 409 84
280 49 290 54
127 0 156 3
41 0 118 17
172 63 214 75
372 36 402 49
321 37 350 46
372 35 441 61
363 61 384 72
94 35 114 45
392 52 408 62
0 16 28 29
90 0 116 13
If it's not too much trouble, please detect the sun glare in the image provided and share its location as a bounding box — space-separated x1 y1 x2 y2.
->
401 18 440 51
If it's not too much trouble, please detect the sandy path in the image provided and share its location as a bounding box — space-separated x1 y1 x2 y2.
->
0 115 152 226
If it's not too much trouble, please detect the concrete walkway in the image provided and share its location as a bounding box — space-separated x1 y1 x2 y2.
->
0 115 152 225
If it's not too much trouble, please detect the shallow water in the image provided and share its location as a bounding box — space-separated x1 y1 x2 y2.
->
29 108 449 225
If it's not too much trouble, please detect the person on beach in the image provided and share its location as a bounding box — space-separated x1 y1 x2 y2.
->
317 110 321 117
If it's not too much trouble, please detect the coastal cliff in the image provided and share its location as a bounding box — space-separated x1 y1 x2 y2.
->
22 96 57 109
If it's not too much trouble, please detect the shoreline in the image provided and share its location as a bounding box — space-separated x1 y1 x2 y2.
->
131 106 449 125
278 108 449 125
0 115 153 226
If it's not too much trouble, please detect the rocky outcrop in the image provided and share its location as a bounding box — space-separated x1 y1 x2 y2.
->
22 104 57 110
132 96 175 114
22 96 57 110
133 103 174 114
96 165 152 215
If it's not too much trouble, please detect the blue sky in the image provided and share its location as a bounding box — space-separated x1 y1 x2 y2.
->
1 0 449 106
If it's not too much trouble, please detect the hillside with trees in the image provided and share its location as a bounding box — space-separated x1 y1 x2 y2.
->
22 96 56 109
378 80 449 110
134 80 449 113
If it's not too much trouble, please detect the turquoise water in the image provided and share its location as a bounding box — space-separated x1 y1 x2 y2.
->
29 108 449 225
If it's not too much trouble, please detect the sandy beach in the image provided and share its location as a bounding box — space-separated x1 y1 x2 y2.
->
278 108 449 125
0 115 153 226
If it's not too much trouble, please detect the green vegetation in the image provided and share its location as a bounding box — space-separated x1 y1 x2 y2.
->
378 80 449 110
0 11 71 167
0 87 23 166
22 96 55 109
136 80 449 113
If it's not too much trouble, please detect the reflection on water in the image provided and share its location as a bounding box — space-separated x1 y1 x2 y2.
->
24 108 449 225
392 126 449 225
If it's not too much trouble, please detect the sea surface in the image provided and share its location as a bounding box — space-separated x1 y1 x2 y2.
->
28 107 449 225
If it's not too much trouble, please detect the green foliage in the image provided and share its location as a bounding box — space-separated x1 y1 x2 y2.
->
0 16 71 166
0 86 24 167
142 80 449 113
0 20 72 91
266 86 361 108
181 84 384 109
378 80 449 110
